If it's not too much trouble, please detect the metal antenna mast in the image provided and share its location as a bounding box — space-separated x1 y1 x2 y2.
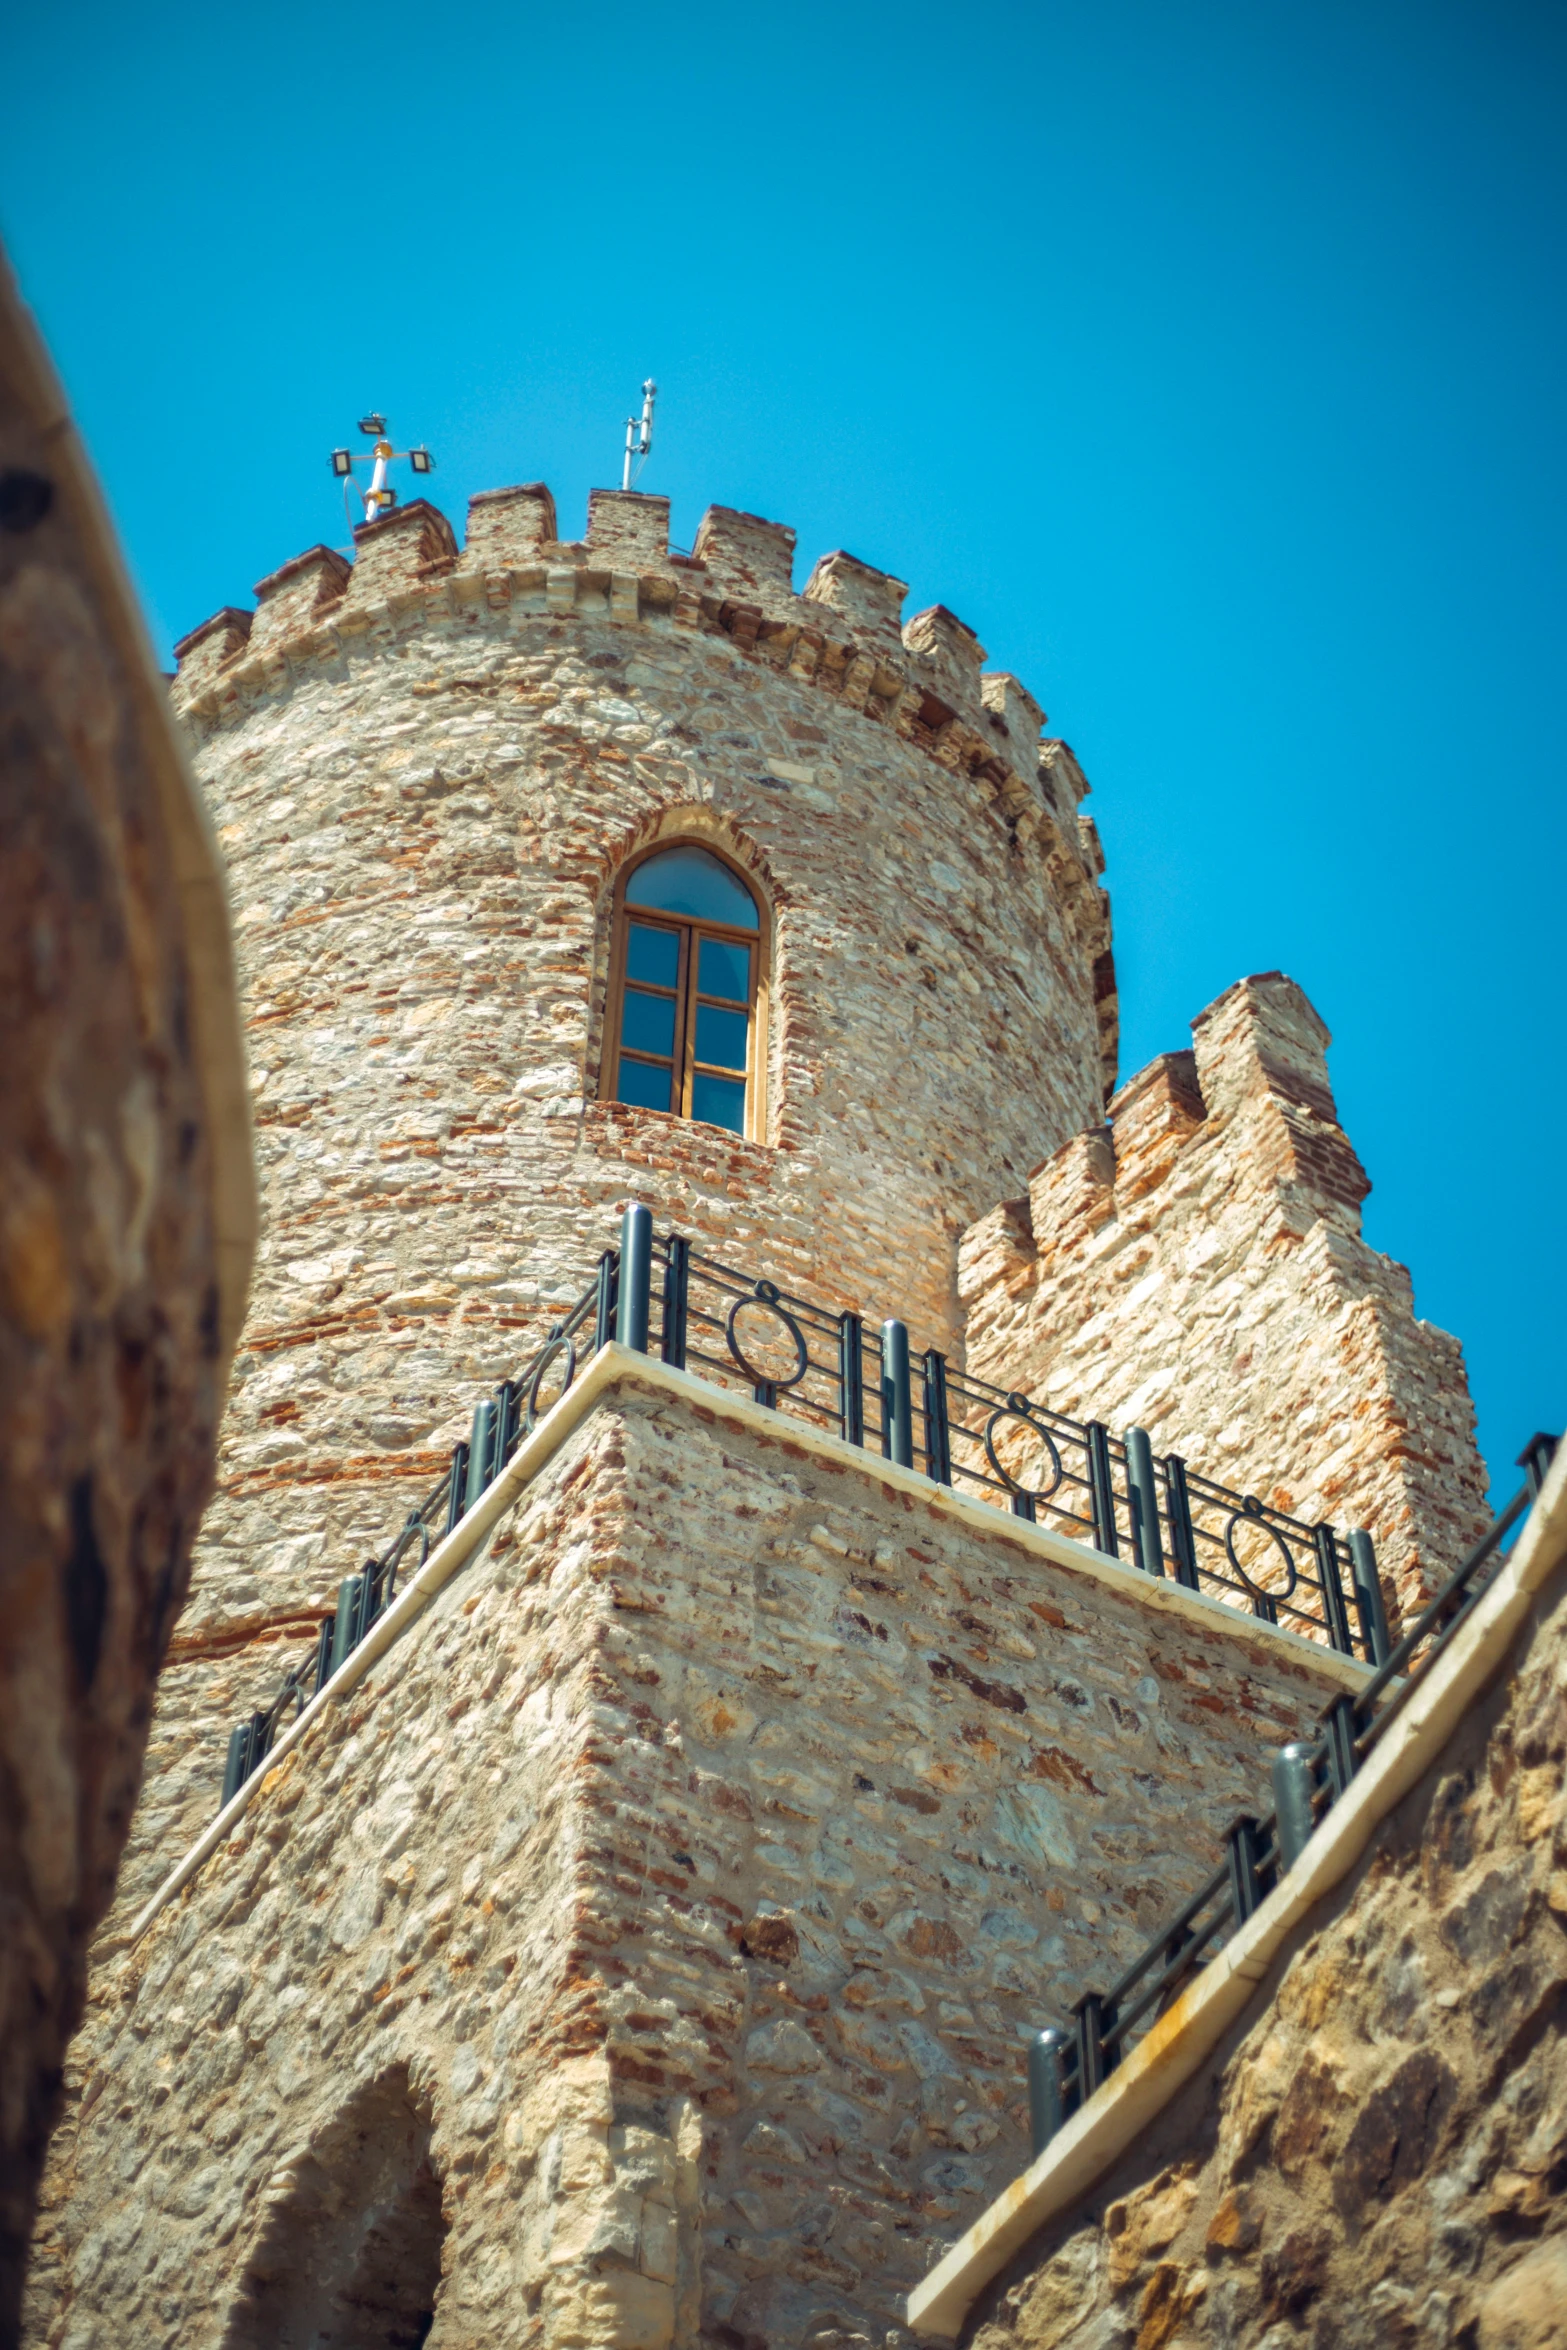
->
329 413 436 527
621 379 657 492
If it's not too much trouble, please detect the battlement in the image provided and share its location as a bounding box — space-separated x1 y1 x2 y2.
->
168 481 1081 866
959 973 1488 1624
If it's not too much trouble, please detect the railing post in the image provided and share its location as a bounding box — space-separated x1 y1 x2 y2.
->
616 1202 653 1352
466 1400 497 1508
221 1721 253 1806
1072 1990 1116 2096
1225 1814 1270 1925
1085 1423 1119 1558
357 1556 382 1636
1322 1695 1359 1801
1271 1742 1318 1871
311 1614 336 1696
1518 1431 1559 1500
1162 1454 1200 1589
445 1439 470 1534
839 1313 864 1447
923 1350 953 1485
1312 1524 1355 1655
1027 2027 1070 2159
496 1377 521 1468
1347 1529 1389 1667
594 1247 618 1351
661 1233 690 1370
880 1320 914 1470
1124 1426 1163 1577
329 1573 365 1676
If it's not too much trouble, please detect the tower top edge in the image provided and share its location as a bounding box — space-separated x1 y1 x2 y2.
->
171 485 1066 785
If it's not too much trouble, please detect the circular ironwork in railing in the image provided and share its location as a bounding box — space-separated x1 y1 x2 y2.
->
1222 1496 1299 1603
983 1392 1066 1503
725 1280 810 1393
525 1323 578 1431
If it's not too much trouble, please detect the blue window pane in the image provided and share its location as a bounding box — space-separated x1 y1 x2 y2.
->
692 1072 747 1132
626 922 680 988
626 845 759 930
695 1002 749 1072
698 935 751 1001
617 1056 674 1112
622 988 677 1058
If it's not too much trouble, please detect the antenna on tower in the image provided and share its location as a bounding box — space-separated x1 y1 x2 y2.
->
621 379 657 492
328 414 436 529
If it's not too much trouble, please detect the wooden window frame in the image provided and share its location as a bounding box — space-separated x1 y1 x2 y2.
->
601 842 770 1142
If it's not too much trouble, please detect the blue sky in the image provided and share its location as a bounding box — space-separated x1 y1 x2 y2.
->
4 0 1562 1499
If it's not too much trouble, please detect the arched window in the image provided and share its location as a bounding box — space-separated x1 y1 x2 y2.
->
605 843 764 1138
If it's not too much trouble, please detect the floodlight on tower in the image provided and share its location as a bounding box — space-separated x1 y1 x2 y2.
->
327 415 437 528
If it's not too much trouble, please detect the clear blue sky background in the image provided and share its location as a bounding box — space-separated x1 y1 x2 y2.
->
4 0 1561 1499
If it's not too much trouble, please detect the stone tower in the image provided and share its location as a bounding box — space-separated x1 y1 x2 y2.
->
25 478 1487 2348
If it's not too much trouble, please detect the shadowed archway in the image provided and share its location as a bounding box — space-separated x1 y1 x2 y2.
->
221 2067 444 2349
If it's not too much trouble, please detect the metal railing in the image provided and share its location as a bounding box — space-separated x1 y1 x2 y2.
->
1024 1430 1559 2156
637 1210 1385 1663
218 1203 1394 1804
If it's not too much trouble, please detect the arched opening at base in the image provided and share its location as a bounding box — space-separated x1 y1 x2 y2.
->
222 2067 444 2349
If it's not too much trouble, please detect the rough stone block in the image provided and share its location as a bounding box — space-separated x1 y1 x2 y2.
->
586 490 670 570
463 481 558 568
1191 971 1335 1127
691 505 797 607
249 545 351 655
902 602 987 708
171 604 252 690
801 548 907 649
349 498 458 602
981 670 1047 777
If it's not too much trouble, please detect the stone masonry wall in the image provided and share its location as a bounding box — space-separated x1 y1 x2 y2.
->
958 975 1489 1631
111 483 1117 1970
25 1371 1361 2348
959 1484 1567 2350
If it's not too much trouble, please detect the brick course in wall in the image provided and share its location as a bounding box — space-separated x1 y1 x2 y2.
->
24 1371 1364 2349
958 974 1489 1633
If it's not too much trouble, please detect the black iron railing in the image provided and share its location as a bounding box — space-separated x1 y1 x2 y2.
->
632 1210 1385 1664
1024 1430 1559 2157
218 1203 1395 1806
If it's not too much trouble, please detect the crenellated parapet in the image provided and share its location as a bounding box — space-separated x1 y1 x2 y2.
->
167 485 1111 991
959 973 1488 1624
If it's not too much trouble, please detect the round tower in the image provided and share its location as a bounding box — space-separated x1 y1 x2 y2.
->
175 484 1112 1331
131 482 1117 1843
